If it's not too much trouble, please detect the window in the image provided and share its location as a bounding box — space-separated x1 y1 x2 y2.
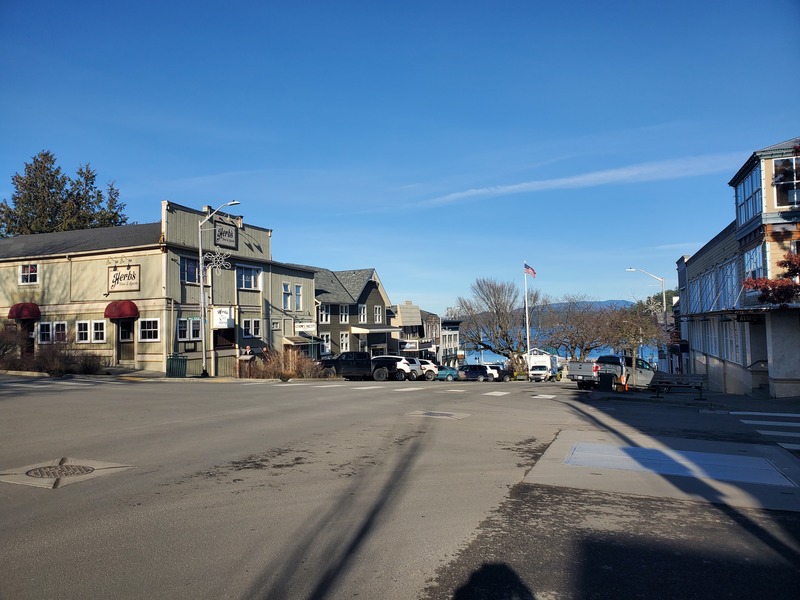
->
319 304 331 324
743 244 764 280
20 264 38 285
93 321 106 342
294 284 302 311
340 332 350 352
735 165 762 227
282 283 291 310
38 321 66 344
39 322 52 344
359 304 367 323
77 321 90 343
339 305 349 324
54 322 67 343
374 305 383 324
320 332 331 355
139 319 160 341
237 266 260 290
717 261 739 310
774 157 800 207
177 318 202 341
243 318 261 338
704 319 719 357
701 271 717 311
180 257 200 284
722 320 741 364
271 320 281 331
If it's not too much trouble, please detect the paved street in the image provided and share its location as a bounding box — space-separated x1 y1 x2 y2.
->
1 375 799 599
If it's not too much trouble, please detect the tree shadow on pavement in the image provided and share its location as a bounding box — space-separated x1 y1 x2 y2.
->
243 423 430 600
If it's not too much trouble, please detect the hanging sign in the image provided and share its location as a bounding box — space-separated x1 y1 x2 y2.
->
107 265 140 292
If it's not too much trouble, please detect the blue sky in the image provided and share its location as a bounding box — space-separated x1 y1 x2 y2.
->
2 1 799 315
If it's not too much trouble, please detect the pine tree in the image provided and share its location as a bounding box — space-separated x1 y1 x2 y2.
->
0 150 128 238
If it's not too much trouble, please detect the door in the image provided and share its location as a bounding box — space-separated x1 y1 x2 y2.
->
117 319 135 362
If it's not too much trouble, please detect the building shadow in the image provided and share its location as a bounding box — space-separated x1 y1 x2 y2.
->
453 562 535 600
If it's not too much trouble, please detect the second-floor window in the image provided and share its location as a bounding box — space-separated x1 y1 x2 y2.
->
243 319 261 338
744 244 764 280
775 157 800 207
319 304 331 324
282 283 291 310
374 305 382 324
177 318 202 341
180 257 200 284
294 284 302 311
736 165 762 226
340 305 349 324
20 264 38 284
237 267 260 290
359 304 367 323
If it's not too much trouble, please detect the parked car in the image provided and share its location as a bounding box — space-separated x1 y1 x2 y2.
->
529 364 551 382
435 365 458 381
404 357 426 380
485 363 513 382
419 359 439 381
458 364 494 382
371 355 415 380
318 352 397 381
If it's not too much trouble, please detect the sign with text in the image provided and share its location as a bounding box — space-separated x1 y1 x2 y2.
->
211 306 234 329
214 220 238 250
107 265 140 293
294 321 317 335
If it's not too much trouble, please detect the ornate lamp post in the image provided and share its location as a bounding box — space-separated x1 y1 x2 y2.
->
198 200 240 377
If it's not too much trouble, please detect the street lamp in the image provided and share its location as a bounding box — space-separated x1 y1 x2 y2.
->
626 267 668 371
198 200 240 377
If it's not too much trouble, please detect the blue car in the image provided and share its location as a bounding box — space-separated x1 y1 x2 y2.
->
435 365 458 381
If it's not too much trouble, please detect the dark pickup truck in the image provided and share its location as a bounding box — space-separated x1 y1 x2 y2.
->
318 352 402 381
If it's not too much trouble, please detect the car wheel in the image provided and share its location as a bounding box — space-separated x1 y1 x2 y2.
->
373 367 388 382
408 370 418 381
502 374 511 382
425 371 435 381
477 375 485 382
487 374 495 382
446 374 454 381
395 371 406 381
321 367 335 378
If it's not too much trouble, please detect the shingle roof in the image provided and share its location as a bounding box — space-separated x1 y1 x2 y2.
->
0 222 162 259
283 264 380 304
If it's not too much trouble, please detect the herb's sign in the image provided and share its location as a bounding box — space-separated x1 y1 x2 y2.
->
211 306 234 329
214 220 238 250
107 265 140 293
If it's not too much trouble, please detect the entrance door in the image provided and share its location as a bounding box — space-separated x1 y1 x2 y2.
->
117 319 135 362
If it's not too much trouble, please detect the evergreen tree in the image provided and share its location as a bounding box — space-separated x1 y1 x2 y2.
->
0 150 128 237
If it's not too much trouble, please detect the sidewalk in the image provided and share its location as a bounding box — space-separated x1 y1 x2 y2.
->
588 386 800 414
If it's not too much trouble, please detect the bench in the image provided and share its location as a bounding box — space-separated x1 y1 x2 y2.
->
650 372 708 400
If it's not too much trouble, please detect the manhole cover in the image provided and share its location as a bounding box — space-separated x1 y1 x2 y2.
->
26 464 95 478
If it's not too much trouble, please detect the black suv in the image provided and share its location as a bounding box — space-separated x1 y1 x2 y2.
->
318 352 373 380
458 364 494 382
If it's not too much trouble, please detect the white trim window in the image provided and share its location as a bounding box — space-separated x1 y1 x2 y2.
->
704 319 719 357
340 332 350 352
139 319 161 342
701 271 717 312
177 318 202 341
282 283 291 311
721 319 741 365
339 305 349 324
39 322 52 344
774 157 800 208
77 321 90 343
735 165 762 227
180 257 200 284
319 304 331 324
92 321 106 343
243 318 261 338
271 320 281 331
374 305 383 324
359 304 367 324
320 332 331 355
38 321 67 344
744 244 764 280
20 264 38 285
688 279 702 314
717 261 739 310
294 284 302 311
237 266 260 290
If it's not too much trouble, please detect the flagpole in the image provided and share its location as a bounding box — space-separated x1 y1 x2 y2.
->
524 261 531 382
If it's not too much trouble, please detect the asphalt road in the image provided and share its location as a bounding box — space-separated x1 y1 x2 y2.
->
1 376 798 599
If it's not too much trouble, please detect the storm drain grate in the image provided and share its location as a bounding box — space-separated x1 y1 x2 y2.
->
27 464 95 478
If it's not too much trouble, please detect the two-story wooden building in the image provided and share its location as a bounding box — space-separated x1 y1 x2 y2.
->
1 201 315 377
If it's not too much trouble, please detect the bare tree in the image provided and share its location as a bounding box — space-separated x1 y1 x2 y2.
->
541 294 617 360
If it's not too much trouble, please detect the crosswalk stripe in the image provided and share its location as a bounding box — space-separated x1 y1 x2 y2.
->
484 391 509 397
437 389 466 394
740 419 800 427
731 411 800 418
780 443 800 450
352 386 382 390
393 387 427 393
755 430 800 438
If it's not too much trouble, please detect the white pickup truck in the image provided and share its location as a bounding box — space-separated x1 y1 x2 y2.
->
568 355 656 390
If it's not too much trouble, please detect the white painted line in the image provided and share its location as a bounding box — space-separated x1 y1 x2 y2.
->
313 384 345 388
533 394 557 399
731 411 800 418
756 430 800 438
393 387 427 393
437 389 466 394
242 382 268 386
780 443 800 450
352 386 383 390
741 420 800 427
484 391 509 397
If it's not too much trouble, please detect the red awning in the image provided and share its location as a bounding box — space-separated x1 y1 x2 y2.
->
104 300 139 319
8 302 41 320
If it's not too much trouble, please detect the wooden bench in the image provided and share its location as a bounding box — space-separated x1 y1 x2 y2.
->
650 372 708 400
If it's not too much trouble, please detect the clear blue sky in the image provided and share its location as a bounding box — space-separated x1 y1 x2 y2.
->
2 1 799 315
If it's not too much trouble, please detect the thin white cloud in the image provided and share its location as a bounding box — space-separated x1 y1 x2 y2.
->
422 152 743 206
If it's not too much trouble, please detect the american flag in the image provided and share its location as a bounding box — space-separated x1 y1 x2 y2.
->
523 263 536 278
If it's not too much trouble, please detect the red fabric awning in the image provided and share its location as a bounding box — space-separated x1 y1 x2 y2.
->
8 302 41 320
104 300 139 319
